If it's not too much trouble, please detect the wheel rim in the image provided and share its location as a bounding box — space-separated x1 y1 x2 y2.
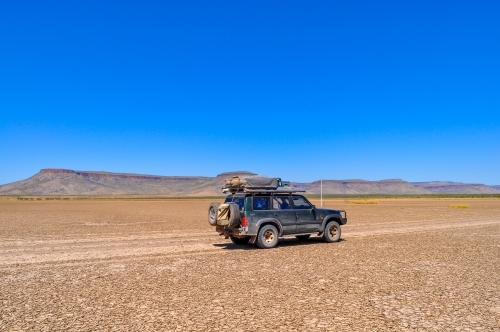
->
329 226 337 238
209 207 216 222
263 230 275 244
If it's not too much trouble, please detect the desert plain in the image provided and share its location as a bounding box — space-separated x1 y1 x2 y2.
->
1 197 499 331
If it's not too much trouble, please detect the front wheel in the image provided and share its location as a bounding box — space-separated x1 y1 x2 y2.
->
256 225 279 249
322 221 341 243
230 236 251 245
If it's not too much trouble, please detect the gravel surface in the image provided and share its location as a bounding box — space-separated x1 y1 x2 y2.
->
1 198 499 331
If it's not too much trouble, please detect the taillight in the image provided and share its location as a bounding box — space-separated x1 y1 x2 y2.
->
241 216 248 227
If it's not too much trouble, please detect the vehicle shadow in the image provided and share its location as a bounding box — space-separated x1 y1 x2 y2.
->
278 237 345 248
213 237 345 250
212 243 256 250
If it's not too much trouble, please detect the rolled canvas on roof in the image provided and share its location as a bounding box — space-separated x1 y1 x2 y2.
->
224 176 280 190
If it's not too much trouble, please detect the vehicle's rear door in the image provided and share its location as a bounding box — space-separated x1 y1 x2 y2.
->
271 195 296 234
292 195 319 233
251 196 273 227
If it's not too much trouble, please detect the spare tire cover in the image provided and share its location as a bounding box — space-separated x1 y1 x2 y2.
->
216 203 230 226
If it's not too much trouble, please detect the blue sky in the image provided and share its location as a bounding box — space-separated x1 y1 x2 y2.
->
1 0 499 185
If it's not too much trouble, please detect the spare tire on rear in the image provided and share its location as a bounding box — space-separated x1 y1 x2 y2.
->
208 202 220 226
227 202 241 227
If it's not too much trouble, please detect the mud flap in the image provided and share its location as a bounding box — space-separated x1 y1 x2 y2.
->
249 236 257 244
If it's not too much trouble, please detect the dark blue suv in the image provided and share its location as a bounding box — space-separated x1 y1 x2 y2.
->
208 190 347 249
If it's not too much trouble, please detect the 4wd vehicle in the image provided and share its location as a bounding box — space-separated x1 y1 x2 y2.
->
208 176 347 249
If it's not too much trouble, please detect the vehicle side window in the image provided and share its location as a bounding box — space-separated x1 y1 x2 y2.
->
233 197 244 210
292 195 311 209
253 197 270 210
272 196 291 210
224 196 245 210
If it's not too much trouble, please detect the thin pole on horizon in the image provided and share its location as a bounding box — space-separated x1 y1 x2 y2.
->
320 179 323 207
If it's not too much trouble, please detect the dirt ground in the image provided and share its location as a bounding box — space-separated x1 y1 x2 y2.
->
1 198 499 331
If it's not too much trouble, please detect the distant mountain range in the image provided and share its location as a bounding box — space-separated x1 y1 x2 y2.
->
0 169 499 196
411 181 500 194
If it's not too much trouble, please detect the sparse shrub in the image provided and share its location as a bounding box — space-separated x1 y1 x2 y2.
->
449 204 469 209
347 200 378 205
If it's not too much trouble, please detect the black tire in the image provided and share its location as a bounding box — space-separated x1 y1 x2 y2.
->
208 202 220 226
230 236 251 245
256 224 279 249
227 203 241 227
295 234 311 241
322 221 341 243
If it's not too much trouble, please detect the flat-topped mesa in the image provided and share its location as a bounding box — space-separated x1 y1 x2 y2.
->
311 179 405 185
38 169 210 181
412 181 484 187
40 168 76 174
80 171 162 180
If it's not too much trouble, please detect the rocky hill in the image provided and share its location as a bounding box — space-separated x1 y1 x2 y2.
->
411 181 500 194
0 169 499 196
0 169 256 196
305 179 430 195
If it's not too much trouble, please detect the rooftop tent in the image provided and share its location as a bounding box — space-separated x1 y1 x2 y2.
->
224 176 281 191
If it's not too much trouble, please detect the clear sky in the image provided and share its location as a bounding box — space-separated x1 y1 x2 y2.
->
1 0 499 185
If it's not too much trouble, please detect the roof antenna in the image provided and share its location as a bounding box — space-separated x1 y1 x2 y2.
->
321 179 323 207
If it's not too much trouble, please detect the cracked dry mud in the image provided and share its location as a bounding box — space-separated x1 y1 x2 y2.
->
1 198 499 331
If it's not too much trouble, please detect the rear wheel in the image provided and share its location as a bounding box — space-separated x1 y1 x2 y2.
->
256 225 279 249
322 221 341 243
230 236 250 245
295 234 311 241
